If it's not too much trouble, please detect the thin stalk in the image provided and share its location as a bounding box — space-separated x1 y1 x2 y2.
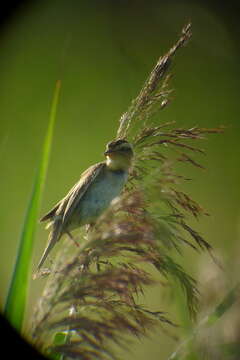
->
167 283 240 360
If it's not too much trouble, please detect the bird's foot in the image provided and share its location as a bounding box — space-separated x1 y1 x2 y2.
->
66 231 80 247
85 223 95 233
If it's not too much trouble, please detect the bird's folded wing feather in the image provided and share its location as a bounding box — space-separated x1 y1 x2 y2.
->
61 162 105 226
40 201 62 222
40 162 105 225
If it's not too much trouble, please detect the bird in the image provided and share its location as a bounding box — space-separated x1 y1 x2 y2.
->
37 139 134 271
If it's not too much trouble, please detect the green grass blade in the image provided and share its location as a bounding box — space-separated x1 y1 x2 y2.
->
168 282 240 360
206 282 240 326
4 80 61 332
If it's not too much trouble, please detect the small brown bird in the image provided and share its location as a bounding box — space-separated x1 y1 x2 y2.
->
37 139 134 270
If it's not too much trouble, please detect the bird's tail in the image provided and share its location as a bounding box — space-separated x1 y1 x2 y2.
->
37 222 62 271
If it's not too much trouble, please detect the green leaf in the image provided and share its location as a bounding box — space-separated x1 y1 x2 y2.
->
206 283 240 326
167 283 240 360
4 80 61 332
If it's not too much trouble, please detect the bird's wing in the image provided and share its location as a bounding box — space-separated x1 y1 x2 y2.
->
61 162 105 226
40 162 105 225
40 201 62 222
37 220 62 270
36 162 105 271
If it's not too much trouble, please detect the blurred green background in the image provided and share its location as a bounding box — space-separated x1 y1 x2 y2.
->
0 0 240 358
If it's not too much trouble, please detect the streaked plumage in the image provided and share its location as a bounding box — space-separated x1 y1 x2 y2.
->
37 139 133 270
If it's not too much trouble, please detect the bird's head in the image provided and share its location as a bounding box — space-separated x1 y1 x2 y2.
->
104 139 134 171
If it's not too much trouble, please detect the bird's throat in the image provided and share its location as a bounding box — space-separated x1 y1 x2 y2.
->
106 155 131 171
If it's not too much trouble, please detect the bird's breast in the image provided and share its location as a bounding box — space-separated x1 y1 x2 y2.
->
77 169 128 225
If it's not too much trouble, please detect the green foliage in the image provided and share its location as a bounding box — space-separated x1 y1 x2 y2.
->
4 80 61 332
168 283 240 360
